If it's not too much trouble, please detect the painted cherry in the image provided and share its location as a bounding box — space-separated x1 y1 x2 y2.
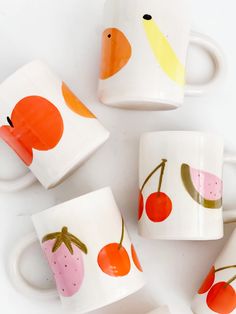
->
198 266 216 294
97 217 131 277
138 191 144 220
140 159 172 222
0 96 63 165
198 265 236 295
131 244 143 272
207 281 236 314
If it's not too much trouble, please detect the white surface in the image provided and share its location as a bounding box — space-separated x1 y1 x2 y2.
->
138 132 224 240
192 228 236 314
0 1 236 314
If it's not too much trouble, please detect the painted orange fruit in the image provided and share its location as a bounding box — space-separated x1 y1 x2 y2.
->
61 82 95 118
100 28 132 79
0 96 63 165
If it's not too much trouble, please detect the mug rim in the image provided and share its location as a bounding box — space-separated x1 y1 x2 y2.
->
0 60 48 89
31 186 112 220
140 130 224 142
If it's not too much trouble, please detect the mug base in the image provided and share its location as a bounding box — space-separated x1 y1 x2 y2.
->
62 278 146 314
100 96 180 111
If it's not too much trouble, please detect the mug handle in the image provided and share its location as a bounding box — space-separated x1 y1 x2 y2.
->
223 155 236 223
8 232 58 300
185 31 226 97
0 171 36 192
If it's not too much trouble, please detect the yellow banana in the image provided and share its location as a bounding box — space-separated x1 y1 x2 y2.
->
143 14 185 86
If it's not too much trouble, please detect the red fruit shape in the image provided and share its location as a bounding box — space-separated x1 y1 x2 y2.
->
138 191 144 220
97 217 131 277
0 96 63 165
42 227 87 297
131 244 143 272
198 266 215 294
146 191 172 222
207 282 236 314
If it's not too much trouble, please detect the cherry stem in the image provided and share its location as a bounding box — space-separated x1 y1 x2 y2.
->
158 159 167 193
226 274 236 286
215 265 236 273
141 159 167 192
119 217 125 249
7 116 14 128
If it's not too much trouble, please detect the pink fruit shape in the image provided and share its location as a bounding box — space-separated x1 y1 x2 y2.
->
42 226 87 297
181 163 222 209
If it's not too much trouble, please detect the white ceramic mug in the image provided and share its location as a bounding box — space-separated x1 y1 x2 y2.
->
0 60 109 191
9 187 145 313
192 228 236 314
138 131 236 240
147 305 171 314
98 0 225 110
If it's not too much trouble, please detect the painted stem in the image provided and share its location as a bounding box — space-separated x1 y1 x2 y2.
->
119 217 125 250
215 265 236 273
158 159 167 192
141 159 167 192
7 116 14 128
226 274 236 286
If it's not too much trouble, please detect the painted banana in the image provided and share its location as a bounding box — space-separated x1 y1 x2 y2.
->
143 14 185 86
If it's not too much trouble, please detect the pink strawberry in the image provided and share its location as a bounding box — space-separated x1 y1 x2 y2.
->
42 226 87 297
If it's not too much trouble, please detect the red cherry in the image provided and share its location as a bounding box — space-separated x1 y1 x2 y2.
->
198 266 215 294
145 192 172 222
138 191 144 220
131 244 143 272
207 282 236 314
97 243 131 277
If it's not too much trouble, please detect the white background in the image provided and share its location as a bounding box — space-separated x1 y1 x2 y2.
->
0 0 236 314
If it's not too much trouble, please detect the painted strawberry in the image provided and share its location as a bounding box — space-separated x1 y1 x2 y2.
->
42 226 87 297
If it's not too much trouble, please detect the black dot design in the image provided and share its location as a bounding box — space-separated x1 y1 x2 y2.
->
108 34 111 38
65 265 67 267
143 14 152 21
73 283 76 286
62 288 65 292
54 261 56 265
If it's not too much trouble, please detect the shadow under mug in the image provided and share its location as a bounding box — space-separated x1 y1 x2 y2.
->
138 131 236 240
0 60 109 192
8 187 145 313
192 227 236 314
98 0 226 110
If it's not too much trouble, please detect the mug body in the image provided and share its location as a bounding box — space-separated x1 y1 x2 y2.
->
138 131 224 240
0 61 109 189
32 187 145 313
98 0 190 110
147 305 171 314
192 228 236 314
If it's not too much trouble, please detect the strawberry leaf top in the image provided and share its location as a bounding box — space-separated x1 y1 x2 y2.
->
42 226 88 255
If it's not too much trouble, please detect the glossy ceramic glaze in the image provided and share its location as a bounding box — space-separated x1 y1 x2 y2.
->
9 187 145 313
138 131 236 240
0 61 109 191
192 228 236 314
98 0 225 110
